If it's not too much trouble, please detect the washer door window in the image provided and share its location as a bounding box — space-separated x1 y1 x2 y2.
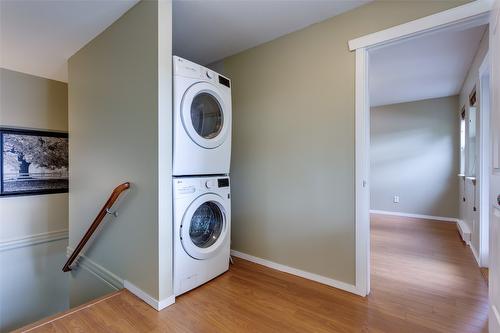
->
181 194 227 260
189 201 223 248
181 82 229 149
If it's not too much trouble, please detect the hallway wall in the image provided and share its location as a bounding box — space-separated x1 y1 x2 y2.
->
0 68 68 242
0 68 69 331
371 96 460 218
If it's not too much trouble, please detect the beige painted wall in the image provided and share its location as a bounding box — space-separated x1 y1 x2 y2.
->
371 96 460 218
68 0 172 301
0 68 68 240
0 69 69 331
221 1 468 285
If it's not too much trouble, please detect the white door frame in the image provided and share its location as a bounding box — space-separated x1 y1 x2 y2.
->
479 52 491 267
349 0 492 296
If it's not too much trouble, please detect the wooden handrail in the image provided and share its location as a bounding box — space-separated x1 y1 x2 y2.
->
62 182 130 272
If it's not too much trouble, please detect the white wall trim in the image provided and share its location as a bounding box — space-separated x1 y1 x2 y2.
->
157 295 176 311
370 210 458 223
457 219 472 245
66 247 123 290
124 280 175 311
478 51 491 268
355 47 370 297
492 305 500 331
348 0 492 50
353 4 492 302
157 0 174 304
454 221 482 268
0 229 68 252
230 250 363 297
470 243 481 265
66 247 175 311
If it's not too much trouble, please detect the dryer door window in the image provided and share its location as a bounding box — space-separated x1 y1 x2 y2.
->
189 201 223 248
191 93 223 140
181 193 228 260
181 82 230 149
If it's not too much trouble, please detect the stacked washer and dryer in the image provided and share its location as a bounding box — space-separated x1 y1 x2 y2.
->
172 56 232 296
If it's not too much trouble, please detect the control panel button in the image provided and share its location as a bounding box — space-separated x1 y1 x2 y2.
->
205 180 217 188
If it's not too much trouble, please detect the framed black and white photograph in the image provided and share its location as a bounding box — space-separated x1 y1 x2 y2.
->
0 128 68 196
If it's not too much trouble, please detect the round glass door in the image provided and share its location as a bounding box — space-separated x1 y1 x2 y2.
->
181 82 230 149
189 201 223 248
191 93 223 140
181 194 228 260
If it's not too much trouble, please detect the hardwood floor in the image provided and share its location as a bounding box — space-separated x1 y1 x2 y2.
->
480 268 489 284
370 214 488 333
18 214 488 332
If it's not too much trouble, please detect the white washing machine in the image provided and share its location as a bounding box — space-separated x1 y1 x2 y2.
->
173 56 232 176
173 175 231 296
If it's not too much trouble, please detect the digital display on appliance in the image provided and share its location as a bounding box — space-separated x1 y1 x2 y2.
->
218 178 229 187
219 75 230 88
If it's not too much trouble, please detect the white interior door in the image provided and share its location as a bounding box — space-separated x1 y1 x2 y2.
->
489 2 500 332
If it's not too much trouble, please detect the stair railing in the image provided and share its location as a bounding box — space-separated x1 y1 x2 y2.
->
62 182 130 272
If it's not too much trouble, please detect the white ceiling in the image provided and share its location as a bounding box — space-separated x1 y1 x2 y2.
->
173 0 370 65
1 0 369 83
369 25 487 107
0 0 139 82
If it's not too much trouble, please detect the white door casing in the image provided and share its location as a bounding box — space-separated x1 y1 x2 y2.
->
479 52 491 267
489 1 500 331
350 0 492 299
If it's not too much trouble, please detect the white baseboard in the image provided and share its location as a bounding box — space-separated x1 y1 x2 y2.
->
491 305 500 332
157 295 176 311
452 222 482 268
456 219 472 245
124 280 175 311
67 247 175 311
370 210 458 223
230 250 362 296
66 247 123 290
470 244 480 266
0 229 68 252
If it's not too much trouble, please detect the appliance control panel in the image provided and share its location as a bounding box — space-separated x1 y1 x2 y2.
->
174 177 230 197
173 56 230 89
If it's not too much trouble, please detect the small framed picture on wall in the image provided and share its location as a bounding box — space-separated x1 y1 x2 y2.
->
0 128 68 196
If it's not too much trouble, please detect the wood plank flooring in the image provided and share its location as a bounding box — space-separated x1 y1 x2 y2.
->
18 214 488 332
480 268 489 283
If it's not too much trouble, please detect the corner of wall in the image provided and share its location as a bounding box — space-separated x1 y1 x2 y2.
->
157 0 174 303
68 0 174 310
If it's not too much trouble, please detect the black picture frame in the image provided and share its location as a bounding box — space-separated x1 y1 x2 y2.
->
0 127 69 197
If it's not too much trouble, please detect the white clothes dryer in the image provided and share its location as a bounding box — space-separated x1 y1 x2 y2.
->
173 56 231 176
